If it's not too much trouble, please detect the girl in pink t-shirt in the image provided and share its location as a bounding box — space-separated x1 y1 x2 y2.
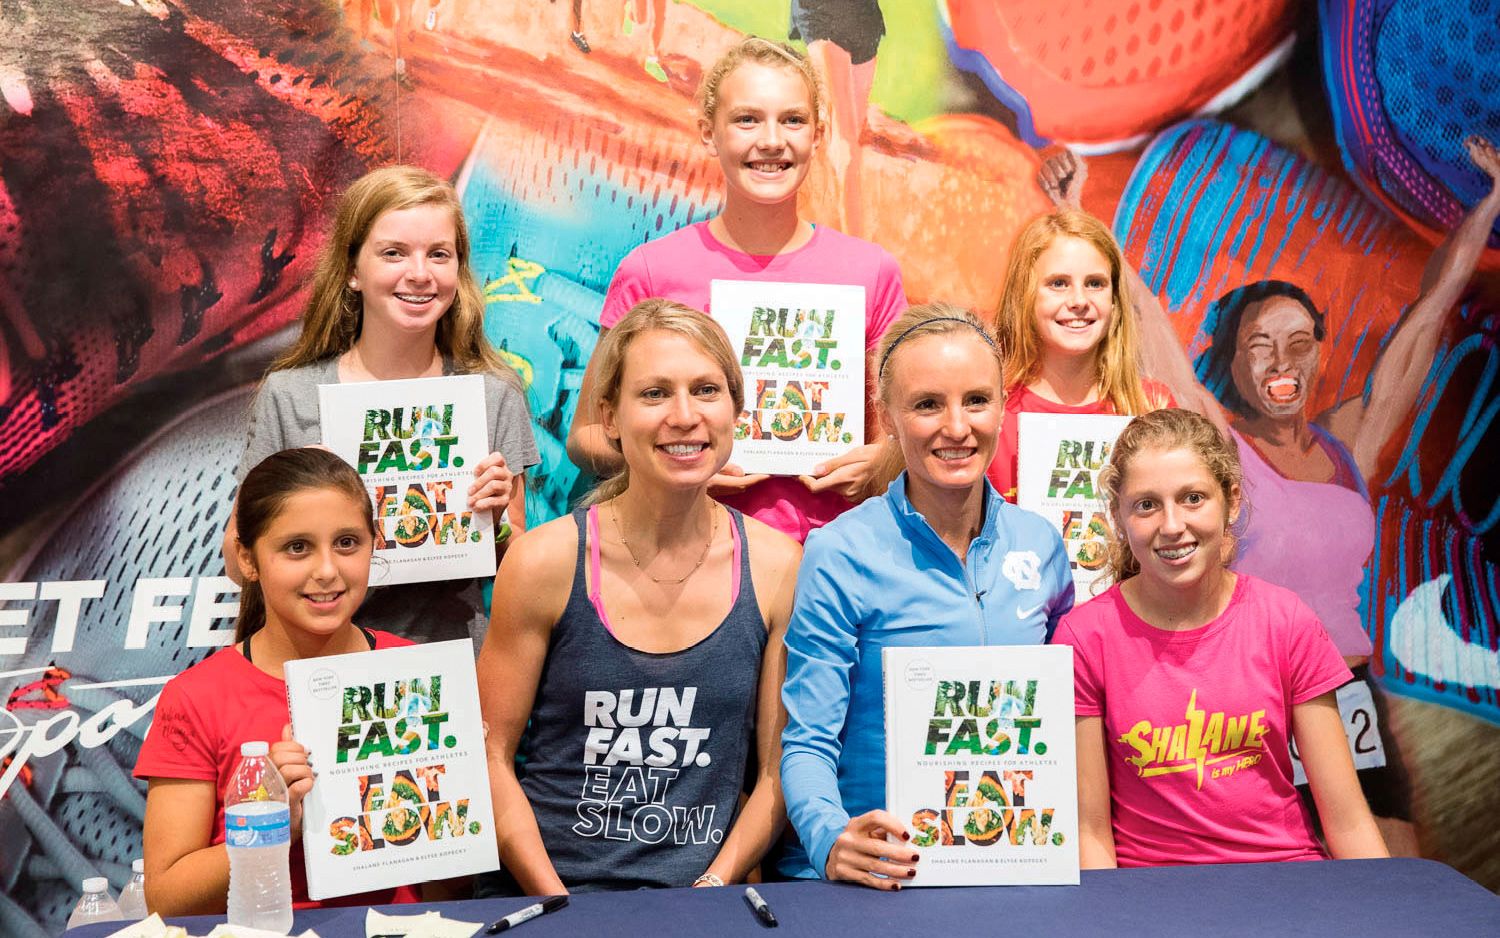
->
567 37 906 542
988 189 1171 501
1052 408 1387 867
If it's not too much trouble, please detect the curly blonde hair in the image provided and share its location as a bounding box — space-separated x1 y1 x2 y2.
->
1097 408 1243 585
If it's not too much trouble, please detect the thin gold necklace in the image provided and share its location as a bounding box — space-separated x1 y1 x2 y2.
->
611 500 718 585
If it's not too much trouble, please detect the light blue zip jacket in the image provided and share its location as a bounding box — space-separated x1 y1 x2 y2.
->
779 473 1074 879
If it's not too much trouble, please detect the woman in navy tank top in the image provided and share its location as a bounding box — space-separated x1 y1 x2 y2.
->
477 299 801 893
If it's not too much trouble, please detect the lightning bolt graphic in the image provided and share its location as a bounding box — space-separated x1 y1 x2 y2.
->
1186 689 1209 789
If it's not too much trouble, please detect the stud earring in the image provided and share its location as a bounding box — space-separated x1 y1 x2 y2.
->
348 279 358 290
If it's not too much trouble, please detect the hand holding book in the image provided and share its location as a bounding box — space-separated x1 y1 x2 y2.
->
269 724 313 845
798 441 883 501
706 462 771 496
824 809 917 890
465 451 516 515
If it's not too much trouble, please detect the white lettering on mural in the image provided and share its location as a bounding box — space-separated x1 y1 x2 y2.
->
0 576 243 805
0 691 163 804
0 576 237 658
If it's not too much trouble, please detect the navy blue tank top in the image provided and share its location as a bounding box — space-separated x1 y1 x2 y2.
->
516 506 767 890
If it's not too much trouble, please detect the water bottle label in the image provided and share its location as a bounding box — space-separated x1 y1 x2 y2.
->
225 803 291 847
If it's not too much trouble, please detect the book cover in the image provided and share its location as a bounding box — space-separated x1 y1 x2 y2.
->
284 639 498 900
319 375 494 586
882 644 1079 886
1016 412 1132 602
710 279 866 476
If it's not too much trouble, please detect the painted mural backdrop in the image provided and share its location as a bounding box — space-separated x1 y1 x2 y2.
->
0 1 1496 933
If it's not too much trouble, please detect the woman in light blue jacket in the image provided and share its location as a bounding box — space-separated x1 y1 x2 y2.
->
779 303 1074 887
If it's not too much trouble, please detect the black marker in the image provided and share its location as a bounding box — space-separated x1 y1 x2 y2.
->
486 895 569 934
744 886 778 928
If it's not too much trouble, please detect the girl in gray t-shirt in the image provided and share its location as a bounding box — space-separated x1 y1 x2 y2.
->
225 166 539 651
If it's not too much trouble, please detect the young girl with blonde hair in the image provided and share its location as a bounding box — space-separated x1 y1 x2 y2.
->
567 37 906 542
988 207 1172 500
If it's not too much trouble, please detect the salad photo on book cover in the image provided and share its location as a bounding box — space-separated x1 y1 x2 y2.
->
883 644 1079 886
711 279 866 477
319 374 495 586
284 639 498 899
1017 412 1132 602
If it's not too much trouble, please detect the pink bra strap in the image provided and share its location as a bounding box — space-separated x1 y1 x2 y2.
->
730 508 742 601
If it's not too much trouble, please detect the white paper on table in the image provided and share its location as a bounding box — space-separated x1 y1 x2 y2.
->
100 915 178 938
99 914 322 938
205 924 322 938
366 908 482 938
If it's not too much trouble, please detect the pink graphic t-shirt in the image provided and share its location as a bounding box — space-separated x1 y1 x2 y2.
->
1052 575 1351 866
599 222 906 542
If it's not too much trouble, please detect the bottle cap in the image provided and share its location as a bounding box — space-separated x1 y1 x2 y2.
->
82 877 109 893
240 740 270 757
132 859 145 873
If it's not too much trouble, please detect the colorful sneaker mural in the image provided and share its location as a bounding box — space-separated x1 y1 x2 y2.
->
1319 0 1500 248
0 2 1497 934
940 0 1300 150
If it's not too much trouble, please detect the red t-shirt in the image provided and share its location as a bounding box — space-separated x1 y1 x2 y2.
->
134 630 422 909
1052 575 1352 866
986 381 1175 501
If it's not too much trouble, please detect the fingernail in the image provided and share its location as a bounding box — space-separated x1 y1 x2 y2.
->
910 855 919 863
906 868 916 877
901 831 910 841
892 883 901 891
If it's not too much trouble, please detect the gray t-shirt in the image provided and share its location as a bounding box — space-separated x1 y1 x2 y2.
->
235 355 540 653
236 355 538 482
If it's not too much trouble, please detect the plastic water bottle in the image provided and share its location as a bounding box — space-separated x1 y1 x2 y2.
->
67 877 124 928
225 741 293 934
117 858 148 920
